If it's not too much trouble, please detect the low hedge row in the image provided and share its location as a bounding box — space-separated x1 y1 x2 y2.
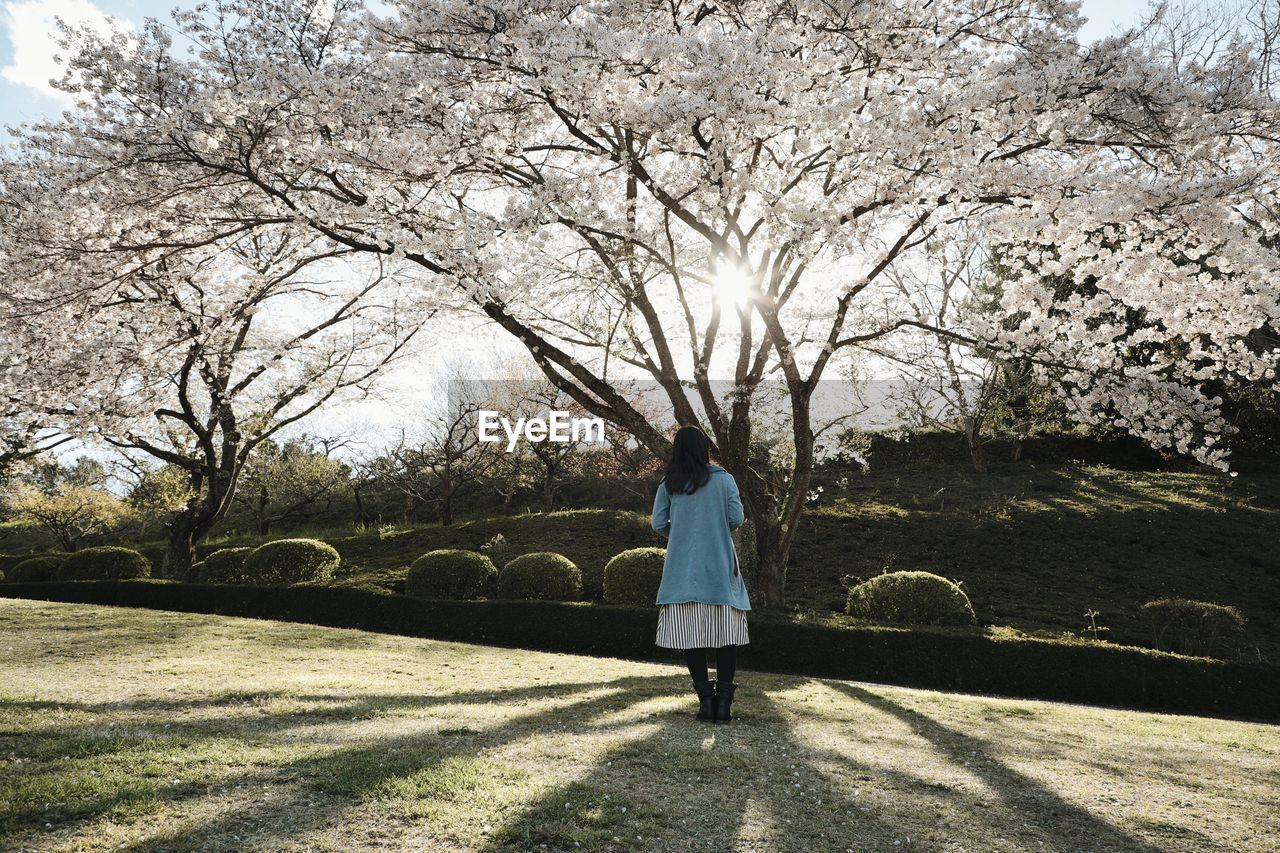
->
2 581 1276 721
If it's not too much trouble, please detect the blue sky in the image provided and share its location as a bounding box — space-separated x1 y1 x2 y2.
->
0 0 1157 134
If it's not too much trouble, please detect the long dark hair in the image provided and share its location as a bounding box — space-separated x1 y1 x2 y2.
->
663 425 713 495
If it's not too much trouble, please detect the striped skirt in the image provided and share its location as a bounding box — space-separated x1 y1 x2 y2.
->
655 601 750 649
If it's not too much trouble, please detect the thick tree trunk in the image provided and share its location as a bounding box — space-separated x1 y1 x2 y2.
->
750 517 788 609
165 506 216 578
725 446 802 612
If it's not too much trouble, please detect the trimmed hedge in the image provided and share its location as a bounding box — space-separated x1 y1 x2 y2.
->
195 547 255 584
1 581 1276 722
406 550 497 600
242 539 340 585
603 547 665 607
498 553 582 601
846 571 976 626
57 547 151 581
10 554 68 583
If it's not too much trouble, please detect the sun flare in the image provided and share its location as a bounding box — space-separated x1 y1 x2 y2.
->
712 263 754 307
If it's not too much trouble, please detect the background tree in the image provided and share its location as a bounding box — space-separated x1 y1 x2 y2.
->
120 461 195 540
2 458 132 551
0 216 425 572
875 234 1047 472
231 437 351 534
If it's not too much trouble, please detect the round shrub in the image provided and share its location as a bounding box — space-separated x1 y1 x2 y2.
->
845 570 976 626
10 554 68 582
241 538 340 585
498 552 582 601
406 550 498 600
603 547 666 606
57 547 152 581
0 554 28 576
194 547 256 584
1141 598 1247 658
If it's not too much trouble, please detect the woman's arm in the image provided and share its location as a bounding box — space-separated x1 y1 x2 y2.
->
725 475 745 530
651 481 671 536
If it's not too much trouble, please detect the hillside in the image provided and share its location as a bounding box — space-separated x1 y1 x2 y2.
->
790 460 1280 659
7 457 1278 661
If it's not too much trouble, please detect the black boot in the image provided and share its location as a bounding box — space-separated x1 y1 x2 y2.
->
712 681 737 724
693 679 717 721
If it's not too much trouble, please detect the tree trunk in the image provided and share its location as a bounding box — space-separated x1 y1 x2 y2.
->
255 484 270 534
352 485 372 528
963 415 988 473
166 507 213 578
542 475 554 513
753 518 787 609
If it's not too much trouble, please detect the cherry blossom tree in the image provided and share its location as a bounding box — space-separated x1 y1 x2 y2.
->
0 219 423 570
4 0 1279 605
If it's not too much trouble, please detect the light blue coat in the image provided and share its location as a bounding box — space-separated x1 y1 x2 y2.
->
651 464 752 610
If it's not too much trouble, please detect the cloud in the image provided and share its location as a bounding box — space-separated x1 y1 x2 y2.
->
1 0 129 103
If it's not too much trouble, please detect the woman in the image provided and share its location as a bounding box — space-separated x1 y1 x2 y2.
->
652 424 751 724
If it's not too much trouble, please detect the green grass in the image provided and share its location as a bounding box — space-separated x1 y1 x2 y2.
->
2 600 1277 851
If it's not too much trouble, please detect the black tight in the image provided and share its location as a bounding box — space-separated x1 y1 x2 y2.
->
685 645 737 684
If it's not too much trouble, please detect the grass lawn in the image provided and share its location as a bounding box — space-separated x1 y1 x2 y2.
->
2 601 1278 852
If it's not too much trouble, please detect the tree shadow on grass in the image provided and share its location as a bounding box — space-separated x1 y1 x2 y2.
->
826 682 1164 852
0 680 605 845
7 671 1181 852
11 673 909 851
476 678 916 853
107 678 673 851
478 674 1176 852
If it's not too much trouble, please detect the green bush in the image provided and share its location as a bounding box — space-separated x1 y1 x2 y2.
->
0 554 34 576
57 547 152 581
9 554 68 582
194 547 255 584
406 550 498 600
1142 598 1247 658
845 570 976 626
134 544 170 576
603 547 665 606
241 539 340 585
498 552 582 601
